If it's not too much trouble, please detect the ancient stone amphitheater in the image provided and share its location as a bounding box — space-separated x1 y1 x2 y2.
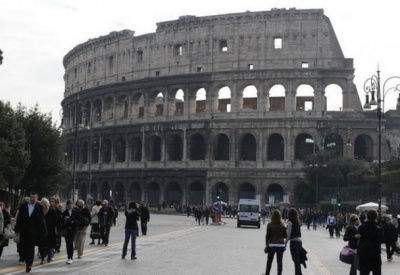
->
60 8 400 207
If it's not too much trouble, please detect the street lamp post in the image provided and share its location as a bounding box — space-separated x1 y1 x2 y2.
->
305 138 322 208
364 69 400 220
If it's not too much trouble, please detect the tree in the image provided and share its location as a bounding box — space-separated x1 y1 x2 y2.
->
0 101 30 190
15 104 68 197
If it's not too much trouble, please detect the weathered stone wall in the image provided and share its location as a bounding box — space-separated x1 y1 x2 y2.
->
60 9 400 207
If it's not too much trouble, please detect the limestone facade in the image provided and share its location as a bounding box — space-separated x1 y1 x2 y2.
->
60 9 400 207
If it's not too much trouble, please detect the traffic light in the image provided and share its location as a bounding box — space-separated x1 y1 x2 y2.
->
337 197 341 207
216 189 221 200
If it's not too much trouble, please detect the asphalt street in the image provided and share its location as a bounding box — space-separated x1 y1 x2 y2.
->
0 213 399 274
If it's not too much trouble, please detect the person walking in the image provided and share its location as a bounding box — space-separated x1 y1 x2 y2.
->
98 200 115 246
264 210 287 275
343 214 361 275
139 202 150 235
382 216 398 262
326 212 336 238
50 197 63 253
285 208 303 275
14 191 47 273
89 200 102 245
61 199 80 264
0 202 11 260
74 200 91 259
40 198 59 263
121 201 140 260
357 209 384 275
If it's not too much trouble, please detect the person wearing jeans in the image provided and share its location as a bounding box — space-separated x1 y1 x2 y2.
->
121 201 140 260
264 210 287 275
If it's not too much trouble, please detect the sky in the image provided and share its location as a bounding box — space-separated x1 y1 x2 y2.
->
1 0 400 125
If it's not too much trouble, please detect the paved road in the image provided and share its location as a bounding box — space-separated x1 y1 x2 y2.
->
0 214 399 274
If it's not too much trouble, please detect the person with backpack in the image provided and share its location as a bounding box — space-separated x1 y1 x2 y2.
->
98 200 115 246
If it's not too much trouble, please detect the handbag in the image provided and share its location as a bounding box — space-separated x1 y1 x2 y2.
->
394 242 400 254
264 245 269 254
339 246 357 264
4 225 15 239
13 232 20 243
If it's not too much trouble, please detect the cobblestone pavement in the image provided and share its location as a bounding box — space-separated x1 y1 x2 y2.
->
0 214 399 274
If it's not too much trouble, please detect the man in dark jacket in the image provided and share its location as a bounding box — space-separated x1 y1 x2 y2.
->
15 191 47 273
382 216 398 262
98 200 115 246
140 202 150 235
357 209 384 275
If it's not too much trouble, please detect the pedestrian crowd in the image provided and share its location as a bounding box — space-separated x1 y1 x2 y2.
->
0 191 151 273
262 207 400 275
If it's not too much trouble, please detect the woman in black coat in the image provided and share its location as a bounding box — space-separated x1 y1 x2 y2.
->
62 199 80 264
40 198 60 263
0 202 11 258
343 214 361 275
382 216 398 262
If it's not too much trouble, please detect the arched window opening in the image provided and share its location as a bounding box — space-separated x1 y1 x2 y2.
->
129 182 141 202
266 184 285 204
130 137 142 161
91 138 99 163
354 134 373 162
168 135 183 161
325 84 343 111
215 134 229 160
188 181 204 205
175 89 184 115
93 100 102 122
267 134 284 161
155 92 164 116
104 97 114 120
101 182 111 200
218 86 231 112
238 182 256 200
147 136 162 161
113 182 125 204
102 139 112 163
132 93 144 118
189 133 205 160
294 133 316 161
146 181 160 206
166 182 182 206
214 182 229 203
242 85 258 110
196 88 206 113
240 133 256 161
296 84 314 111
82 141 89 164
115 137 126 162
269 85 285 111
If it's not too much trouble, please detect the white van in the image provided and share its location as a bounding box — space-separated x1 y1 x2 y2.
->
237 199 261 228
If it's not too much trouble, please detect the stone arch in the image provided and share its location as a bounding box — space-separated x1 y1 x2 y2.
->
189 133 205 160
324 133 344 157
132 92 144 118
195 88 206 113
218 86 232 112
240 133 256 161
148 90 164 117
214 133 230 160
130 136 142 161
93 100 102 122
296 84 314 111
165 181 182 205
268 84 286 111
113 181 124 204
242 85 258 110
129 181 141 202
238 182 256 200
267 133 284 160
115 136 126 162
174 88 184 115
102 138 112 163
213 182 229 203
146 181 160 206
324 83 344 111
104 97 114 120
294 133 316 161
116 94 129 119
167 134 183 161
354 134 373 162
188 181 205 205
101 181 111 200
147 135 162 161
266 183 285 204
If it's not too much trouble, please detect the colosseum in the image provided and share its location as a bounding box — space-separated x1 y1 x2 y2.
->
60 8 400 208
